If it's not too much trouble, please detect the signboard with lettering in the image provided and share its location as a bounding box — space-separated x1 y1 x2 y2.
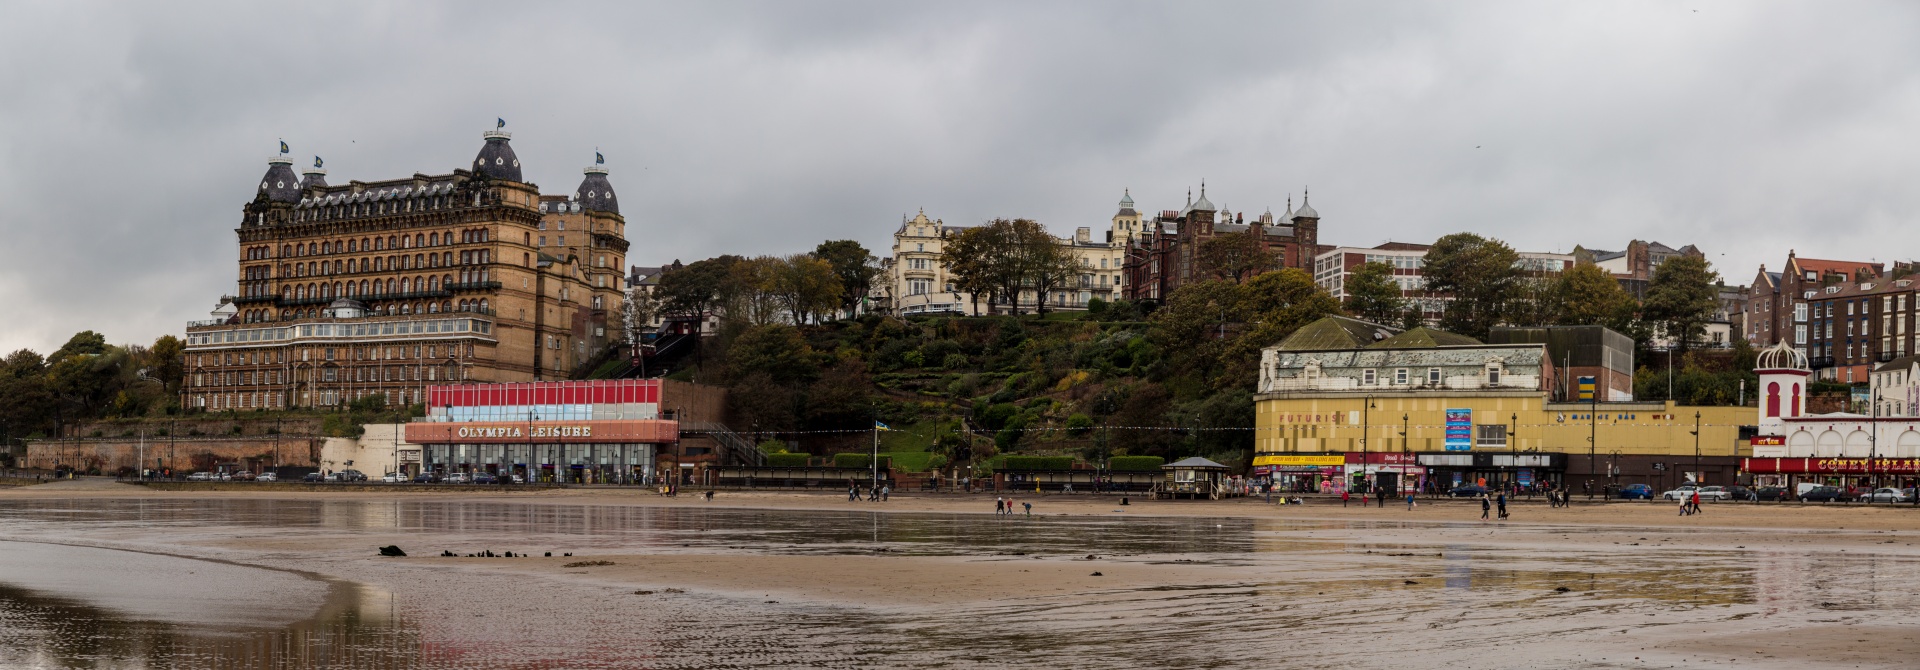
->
405 420 678 445
1578 376 1596 401
1749 435 1785 446
1252 454 1346 467
1444 409 1473 451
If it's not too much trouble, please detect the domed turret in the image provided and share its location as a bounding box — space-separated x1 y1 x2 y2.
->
1293 188 1319 219
577 159 618 215
258 155 301 203
473 129 523 182
300 156 328 189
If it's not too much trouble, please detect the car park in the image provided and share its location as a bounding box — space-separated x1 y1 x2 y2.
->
1617 484 1655 500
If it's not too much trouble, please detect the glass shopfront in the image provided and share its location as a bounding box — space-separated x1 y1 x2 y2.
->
421 442 657 484
1416 452 1567 493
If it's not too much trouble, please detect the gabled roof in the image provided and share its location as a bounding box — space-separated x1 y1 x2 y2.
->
1875 354 1920 373
1275 316 1400 351
1787 256 1881 279
1164 457 1228 469
1368 327 1482 349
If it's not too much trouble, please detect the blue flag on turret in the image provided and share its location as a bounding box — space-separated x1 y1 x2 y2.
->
314 156 323 169
279 140 289 154
496 117 506 129
595 151 604 165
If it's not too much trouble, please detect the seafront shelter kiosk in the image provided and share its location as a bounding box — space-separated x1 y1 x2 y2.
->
1160 457 1232 499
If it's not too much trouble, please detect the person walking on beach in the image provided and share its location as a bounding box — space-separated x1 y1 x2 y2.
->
880 484 890 502
1342 489 1351 507
995 497 1005 515
1022 501 1032 517
1496 492 1509 520
1406 490 1416 511
1480 494 1491 520
849 484 858 502
1690 489 1702 515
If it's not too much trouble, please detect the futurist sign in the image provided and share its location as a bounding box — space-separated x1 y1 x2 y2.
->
1444 409 1473 451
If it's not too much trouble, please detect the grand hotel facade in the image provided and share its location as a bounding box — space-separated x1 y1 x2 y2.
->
183 128 631 411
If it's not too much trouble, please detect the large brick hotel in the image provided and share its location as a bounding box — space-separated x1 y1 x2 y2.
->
182 128 631 410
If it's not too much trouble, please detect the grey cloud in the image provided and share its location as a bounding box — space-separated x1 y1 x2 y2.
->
4 1 1920 352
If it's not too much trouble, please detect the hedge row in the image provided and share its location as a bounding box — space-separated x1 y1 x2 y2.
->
1108 456 1165 472
832 453 892 469
766 453 811 467
1002 455 1075 471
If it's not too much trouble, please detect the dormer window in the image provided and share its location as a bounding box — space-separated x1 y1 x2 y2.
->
1428 368 1441 385
1363 369 1377 385
1486 362 1503 386
1394 368 1408 385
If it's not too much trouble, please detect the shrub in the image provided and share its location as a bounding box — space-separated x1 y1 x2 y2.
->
902 350 926 368
942 353 970 369
1108 456 1165 472
995 415 1028 452
1002 455 1074 471
1065 413 1095 437
833 453 891 469
767 453 811 467
977 403 1018 431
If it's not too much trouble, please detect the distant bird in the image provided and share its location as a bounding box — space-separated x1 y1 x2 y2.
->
1476 146 1482 149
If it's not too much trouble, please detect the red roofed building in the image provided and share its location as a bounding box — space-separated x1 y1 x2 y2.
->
1746 251 1883 356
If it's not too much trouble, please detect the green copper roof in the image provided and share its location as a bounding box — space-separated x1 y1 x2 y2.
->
1275 316 1400 351
1368 327 1482 349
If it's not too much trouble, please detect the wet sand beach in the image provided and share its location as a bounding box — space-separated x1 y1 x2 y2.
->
3 479 1920 668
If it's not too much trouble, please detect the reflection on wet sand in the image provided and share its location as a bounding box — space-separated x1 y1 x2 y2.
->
2 499 1920 668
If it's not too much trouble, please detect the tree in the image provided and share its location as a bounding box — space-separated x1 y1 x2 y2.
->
623 284 661 342
657 255 741 333
146 335 185 394
1007 218 1080 316
1642 255 1720 352
1197 231 1279 282
727 256 786 328
1422 233 1522 339
1342 261 1405 325
813 240 880 319
1550 263 1636 327
725 324 817 384
771 254 843 326
940 224 1008 313
49 331 107 365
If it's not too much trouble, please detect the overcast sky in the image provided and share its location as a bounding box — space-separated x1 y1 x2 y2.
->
3 1 1917 353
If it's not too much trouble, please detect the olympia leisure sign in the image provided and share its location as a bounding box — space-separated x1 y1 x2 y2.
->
455 425 594 439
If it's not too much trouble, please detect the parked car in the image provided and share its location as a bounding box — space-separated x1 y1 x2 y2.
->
332 469 368 482
1862 487 1911 503
443 472 471 484
1448 485 1489 498
302 472 325 483
1799 486 1851 502
412 473 440 484
1617 484 1655 500
471 472 498 484
186 472 215 482
1661 485 1701 501
229 471 256 482
381 472 402 483
1721 485 1755 501
1753 486 1790 501
1694 486 1732 501
510 474 526 484
257 472 277 482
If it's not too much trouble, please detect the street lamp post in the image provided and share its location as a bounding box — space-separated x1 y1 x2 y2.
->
1400 414 1411 496
1691 411 1702 487
1360 395 1375 496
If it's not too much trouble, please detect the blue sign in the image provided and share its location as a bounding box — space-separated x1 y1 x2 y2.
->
1444 408 1473 451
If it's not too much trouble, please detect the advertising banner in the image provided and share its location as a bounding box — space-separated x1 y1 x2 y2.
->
1444 409 1473 451
1252 454 1346 467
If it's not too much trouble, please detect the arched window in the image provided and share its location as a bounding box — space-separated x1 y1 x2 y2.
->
414 254 424 268
479 298 488 312
374 237 383 251
281 245 291 257
442 273 452 288
441 300 452 312
348 239 357 252
321 284 332 298
443 252 453 266
1766 382 1781 418
359 280 369 295
401 278 411 292
400 303 411 315
430 232 438 246
386 278 395 293
442 230 452 245
1792 383 1801 416
415 234 425 247
361 237 370 250
458 299 469 311
428 276 439 291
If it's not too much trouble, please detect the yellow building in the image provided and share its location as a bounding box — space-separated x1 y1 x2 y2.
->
1254 318 1756 493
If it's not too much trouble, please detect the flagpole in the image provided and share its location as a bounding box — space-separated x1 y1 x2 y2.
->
872 422 879 489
